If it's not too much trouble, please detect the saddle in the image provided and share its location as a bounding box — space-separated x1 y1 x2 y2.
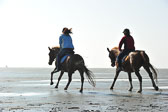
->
121 50 142 64
60 55 71 63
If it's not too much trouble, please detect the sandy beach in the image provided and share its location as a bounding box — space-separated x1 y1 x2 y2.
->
0 68 168 112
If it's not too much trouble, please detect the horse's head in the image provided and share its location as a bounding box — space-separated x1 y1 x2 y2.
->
107 47 119 67
48 47 60 65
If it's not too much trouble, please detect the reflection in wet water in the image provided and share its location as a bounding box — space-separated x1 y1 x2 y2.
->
0 92 47 97
87 89 168 97
16 84 50 87
144 86 168 89
20 79 167 83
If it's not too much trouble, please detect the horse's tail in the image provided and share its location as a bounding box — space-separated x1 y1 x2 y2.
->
140 51 158 82
74 55 96 87
149 63 158 82
83 66 96 87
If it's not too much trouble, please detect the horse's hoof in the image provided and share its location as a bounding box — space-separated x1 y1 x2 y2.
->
64 88 67 90
55 86 58 88
110 87 113 90
79 90 83 93
128 87 133 91
50 82 54 85
155 86 159 91
128 89 132 91
137 90 142 93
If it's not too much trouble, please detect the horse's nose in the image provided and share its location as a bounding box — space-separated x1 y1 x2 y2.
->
48 62 52 65
111 63 115 67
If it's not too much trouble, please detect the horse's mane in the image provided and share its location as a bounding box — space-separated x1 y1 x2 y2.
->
52 46 60 50
111 47 120 55
112 47 119 50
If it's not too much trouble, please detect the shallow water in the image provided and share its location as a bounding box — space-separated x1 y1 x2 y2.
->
0 68 168 112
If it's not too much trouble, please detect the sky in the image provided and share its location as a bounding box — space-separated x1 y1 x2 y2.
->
0 0 168 68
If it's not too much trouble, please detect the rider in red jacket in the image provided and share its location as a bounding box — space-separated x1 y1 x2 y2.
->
117 29 135 71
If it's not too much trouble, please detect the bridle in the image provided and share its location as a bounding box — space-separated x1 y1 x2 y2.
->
48 49 57 65
109 51 116 67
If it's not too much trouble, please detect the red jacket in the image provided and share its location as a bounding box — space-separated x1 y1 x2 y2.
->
119 35 135 51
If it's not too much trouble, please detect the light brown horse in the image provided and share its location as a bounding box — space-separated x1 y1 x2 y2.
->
48 47 95 92
107 47 159 93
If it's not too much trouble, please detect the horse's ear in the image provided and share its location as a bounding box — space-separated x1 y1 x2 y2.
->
107 48 110 53
48 47 51 51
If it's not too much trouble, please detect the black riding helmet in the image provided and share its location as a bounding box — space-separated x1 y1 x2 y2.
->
123 28 130 35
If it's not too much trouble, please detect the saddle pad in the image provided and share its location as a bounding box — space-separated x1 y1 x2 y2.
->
61 55 70 63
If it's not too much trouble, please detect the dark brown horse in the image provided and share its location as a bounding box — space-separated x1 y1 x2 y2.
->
48 47 95 92
107 47 159 93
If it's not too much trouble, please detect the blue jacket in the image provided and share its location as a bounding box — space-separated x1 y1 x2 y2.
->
59 34 74 50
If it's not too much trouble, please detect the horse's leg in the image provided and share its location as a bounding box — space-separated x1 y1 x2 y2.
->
55 71 64 88
64 72 72 90
135 70 142 93
110 70 121 90
128 72 133 91
50 67 57 85
79 70 84 93
143 66 159 91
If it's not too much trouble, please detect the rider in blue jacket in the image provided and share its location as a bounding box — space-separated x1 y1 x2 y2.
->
55 27 74 72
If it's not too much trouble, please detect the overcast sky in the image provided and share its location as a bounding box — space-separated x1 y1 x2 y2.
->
0 0 168 68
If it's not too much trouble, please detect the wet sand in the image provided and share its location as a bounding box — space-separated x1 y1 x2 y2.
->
0 68 168 112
